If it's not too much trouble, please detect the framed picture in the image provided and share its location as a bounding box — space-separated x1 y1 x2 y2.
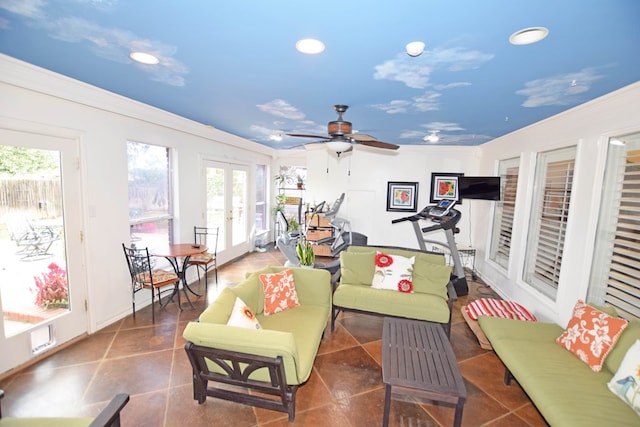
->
386 181 419 212
430 173 463 203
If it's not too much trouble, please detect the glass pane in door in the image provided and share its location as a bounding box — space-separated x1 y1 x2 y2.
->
232 169 247 246
206 166 225 251
0 146 67 338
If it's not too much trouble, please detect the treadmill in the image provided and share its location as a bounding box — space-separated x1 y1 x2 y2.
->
391 199 468 296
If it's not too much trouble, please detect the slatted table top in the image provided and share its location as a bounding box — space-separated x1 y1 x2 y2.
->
382 317 466 401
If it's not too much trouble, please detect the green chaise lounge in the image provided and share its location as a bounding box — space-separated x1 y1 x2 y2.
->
480 313 640 426
183 266 331 422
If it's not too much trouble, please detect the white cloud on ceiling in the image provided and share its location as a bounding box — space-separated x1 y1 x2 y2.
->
0 0 46 18
257 99 306 120
373 47 493 89
517 67 605 107
422 122 465 132
371 90 443 114
399 122 465 139
1 1 188 86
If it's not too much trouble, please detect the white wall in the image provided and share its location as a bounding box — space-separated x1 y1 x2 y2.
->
300 144 481 249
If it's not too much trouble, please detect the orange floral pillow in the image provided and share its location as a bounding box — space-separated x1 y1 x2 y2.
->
556 300 628 372
259 269 300 316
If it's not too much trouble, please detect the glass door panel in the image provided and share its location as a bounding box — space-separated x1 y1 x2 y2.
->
203 161 249 261
232 169 247 246
0 129 86 374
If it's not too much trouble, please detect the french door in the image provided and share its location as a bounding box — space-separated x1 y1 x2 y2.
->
0 128 87 374
203 160 249 262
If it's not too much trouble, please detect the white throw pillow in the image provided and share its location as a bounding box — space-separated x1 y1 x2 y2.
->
227 297 262 329
371 251 415 293
608 339 640 415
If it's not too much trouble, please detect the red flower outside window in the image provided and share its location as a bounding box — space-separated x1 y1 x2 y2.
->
375 252 393 268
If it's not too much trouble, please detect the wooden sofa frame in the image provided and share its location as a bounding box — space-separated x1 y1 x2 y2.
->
0 389 129 427
184 342 298 422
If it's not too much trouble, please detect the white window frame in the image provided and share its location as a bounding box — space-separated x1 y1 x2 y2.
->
523 146 577 300
588 133 640 320
489 157 520 271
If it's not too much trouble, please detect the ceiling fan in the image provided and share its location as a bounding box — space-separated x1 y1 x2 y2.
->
287 105 399 156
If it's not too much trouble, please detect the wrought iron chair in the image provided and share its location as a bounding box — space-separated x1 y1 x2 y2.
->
122 243 179 323
186 226 219 294
0 389 129 427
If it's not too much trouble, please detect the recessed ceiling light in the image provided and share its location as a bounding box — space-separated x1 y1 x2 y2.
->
129 51 159 65
406 41 425 57
509 27 549 45
423 131 440 143
296 38 325 54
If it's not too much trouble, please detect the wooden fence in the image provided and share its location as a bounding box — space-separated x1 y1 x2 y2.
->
0 178 62 220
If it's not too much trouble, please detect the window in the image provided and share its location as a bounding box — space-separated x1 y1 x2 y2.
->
588 133 640 320
523 146 576 300
489 157 520 270
127 141 173 247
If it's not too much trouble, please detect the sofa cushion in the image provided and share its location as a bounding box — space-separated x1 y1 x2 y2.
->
411 261 451 299
608 339 640 416
371 251 415 292
556 300 628 372
260 269 300 315
199 287 237 324
340 251 375 286
333 283 450 323
227 297 261 329
605 319 640 374
465 298 536 321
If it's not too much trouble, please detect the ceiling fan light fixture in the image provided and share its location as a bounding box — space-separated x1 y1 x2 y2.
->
326 139 352 154
405 41 425 57
296 38 325 54
129 51 159 65
509 27 549 45
328 120 352 136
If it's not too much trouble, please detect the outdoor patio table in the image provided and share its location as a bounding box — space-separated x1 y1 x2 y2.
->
151 243 207 310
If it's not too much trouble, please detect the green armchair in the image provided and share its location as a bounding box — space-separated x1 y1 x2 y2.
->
183 266 332 421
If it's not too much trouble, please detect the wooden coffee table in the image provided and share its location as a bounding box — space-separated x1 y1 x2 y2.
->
382 317 467 427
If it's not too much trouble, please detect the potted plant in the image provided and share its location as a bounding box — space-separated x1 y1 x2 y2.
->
296 174 304 189
31 262 69 309
296 237 315 267
274 170 293 188
287 216 300 232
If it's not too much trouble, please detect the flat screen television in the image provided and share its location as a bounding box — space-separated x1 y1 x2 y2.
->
459 176 501 200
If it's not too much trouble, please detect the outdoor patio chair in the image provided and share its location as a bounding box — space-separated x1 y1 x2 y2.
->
186 226 219 293
122 243 179 323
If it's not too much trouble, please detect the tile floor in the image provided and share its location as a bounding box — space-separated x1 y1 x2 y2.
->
0 248 549 426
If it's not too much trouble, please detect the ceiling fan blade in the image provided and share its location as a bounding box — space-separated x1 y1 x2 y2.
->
347 133 377 142
357 139 399 150
286 133 329 139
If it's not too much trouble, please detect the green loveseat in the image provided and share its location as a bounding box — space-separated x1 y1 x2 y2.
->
332 245 456 337
183 266 331 422
479 315 640 426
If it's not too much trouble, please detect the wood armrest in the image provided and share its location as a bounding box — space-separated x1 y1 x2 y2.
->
89 393 129 427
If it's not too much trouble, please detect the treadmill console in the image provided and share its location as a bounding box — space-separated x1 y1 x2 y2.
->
429 199 456 218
